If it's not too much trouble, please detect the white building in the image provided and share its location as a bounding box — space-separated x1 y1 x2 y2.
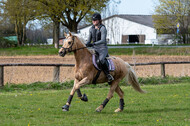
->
78 15 157 45
47 38 53 45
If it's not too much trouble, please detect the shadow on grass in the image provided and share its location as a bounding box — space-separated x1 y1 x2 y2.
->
95 107 189 115
125 107 189 114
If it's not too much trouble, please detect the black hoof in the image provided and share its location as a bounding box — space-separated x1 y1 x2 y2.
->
62 105 69 111
81 93 88 102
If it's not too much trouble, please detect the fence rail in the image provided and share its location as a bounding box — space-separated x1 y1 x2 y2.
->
0 61 190 87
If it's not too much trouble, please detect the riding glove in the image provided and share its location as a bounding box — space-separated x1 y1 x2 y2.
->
86 43 94 47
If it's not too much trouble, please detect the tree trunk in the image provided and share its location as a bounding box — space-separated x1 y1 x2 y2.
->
53 21 60 49
22 15 27 45
67 22 78 33
22 26 26 45
15 20 22 46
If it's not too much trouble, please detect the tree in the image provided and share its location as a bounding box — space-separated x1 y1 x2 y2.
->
1 0 37 46
59 0 110 32
31 0 65 48
33 0 111 48
153 0 190 44
0 15 15 37
0 1 15 37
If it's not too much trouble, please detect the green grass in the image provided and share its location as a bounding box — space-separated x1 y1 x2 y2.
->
1 76 190 92
108 43 190 46
0 45 59 56
0 83 189 125
0 45 189 56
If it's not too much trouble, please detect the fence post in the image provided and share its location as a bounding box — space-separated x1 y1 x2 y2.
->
53 66 60 82
0 66 4 87
161 63 166 78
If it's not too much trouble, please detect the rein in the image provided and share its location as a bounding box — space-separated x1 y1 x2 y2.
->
61 36 87 53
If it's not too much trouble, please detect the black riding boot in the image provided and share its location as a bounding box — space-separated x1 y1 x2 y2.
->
101 61 114 83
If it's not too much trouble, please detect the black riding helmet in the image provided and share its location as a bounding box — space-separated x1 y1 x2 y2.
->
92 13 101 21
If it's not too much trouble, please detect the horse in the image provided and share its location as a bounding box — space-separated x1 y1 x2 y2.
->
58 32 145 112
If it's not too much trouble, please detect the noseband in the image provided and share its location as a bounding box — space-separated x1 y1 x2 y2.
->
61 36 87 53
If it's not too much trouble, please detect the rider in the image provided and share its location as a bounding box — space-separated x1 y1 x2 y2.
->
86 12 114 83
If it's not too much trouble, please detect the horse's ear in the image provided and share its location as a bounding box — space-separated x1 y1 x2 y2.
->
69 31 72 36
64 32 67 37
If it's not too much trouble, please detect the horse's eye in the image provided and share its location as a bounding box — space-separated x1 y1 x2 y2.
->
68 42 71 45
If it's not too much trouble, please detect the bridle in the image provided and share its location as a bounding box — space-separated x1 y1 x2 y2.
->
60 36 87 53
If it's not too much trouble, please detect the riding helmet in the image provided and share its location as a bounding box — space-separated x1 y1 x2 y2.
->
92 13 101 21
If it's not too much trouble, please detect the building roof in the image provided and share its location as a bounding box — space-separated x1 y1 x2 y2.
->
117 15 154 28
78 14 154 29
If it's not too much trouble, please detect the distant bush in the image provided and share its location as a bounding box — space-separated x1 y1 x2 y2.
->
1 76 189 92
0 37 16 48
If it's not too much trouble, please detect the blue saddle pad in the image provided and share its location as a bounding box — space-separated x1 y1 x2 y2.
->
92 54 115 71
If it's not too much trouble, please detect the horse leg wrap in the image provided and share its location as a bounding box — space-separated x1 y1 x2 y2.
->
76 89 88 102
81 93 88 102
77 89 82 97
62 95 73 111
101 98 109 108
119 99 125 110
62 104 69 111
67 95 73 105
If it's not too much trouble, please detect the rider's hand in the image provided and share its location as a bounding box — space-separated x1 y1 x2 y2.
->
86 43 94 47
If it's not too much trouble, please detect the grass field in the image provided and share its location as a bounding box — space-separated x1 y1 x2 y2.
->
0 83 189 126
0 45 189 56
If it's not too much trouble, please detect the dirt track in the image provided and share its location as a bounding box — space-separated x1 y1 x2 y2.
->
0 55 190 84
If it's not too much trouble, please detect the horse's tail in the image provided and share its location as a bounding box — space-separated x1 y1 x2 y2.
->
125 62 146 93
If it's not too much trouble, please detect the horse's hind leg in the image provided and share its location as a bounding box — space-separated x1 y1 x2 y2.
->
114 86 125 112
96 79 119 112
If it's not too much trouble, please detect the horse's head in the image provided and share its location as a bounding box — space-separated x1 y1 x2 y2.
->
59 32 76 57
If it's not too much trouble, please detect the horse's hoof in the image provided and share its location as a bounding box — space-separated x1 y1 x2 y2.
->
114 108 123 112
81 93 88 102
96 105 103 112
62 105 69 112
62 108 69 112
96 109 101 112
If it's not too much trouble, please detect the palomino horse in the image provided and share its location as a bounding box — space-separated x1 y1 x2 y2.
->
59 32 145 112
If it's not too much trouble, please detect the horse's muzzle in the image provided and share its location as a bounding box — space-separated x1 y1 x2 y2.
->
59 51 66 57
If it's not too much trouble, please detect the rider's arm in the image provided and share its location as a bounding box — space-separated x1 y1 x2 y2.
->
94 26 107 45
86 28 92 44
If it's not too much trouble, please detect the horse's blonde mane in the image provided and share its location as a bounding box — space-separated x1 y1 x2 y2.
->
72 33 86 46
71 33 95 54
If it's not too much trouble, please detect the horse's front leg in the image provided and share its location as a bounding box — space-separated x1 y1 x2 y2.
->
62 77 90 111
73 79 88 102
76 89 88 102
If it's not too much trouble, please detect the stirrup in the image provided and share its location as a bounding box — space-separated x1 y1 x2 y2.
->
107 74 114 82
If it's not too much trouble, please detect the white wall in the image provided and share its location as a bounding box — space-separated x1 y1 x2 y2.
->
47 38 53 45
104 17 121 44
79 16 157 44
79 26 91 43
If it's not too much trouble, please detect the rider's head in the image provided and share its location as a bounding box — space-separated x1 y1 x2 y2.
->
92 12 102 26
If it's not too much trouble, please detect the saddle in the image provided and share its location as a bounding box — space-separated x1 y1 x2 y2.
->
92 54 115 71
92 54 115 84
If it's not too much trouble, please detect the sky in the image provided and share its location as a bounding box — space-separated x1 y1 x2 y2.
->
117 0 159 15
28 0 160 29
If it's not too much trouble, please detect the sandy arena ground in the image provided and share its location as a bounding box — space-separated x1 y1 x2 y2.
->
0 55 190 84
